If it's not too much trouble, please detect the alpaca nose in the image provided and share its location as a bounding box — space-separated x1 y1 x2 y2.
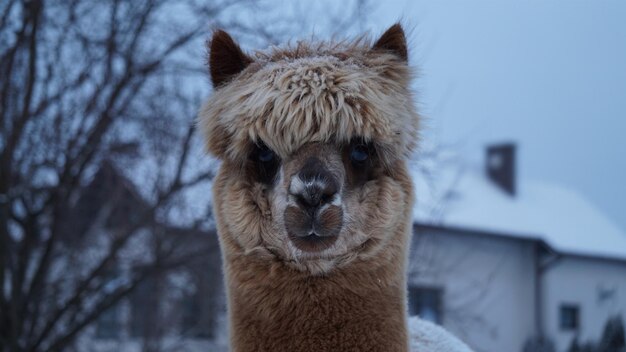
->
290 158 339 213
295 182 337 210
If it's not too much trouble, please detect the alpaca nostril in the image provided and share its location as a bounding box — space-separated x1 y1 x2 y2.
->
320 191 335 205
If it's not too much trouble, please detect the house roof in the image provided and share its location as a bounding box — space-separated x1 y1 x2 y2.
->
411 160 626 261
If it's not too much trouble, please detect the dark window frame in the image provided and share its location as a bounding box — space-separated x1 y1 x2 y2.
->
180 277 214 339
559 304 580 331
96 305 120 339
407 286 444 324
95 266 122 339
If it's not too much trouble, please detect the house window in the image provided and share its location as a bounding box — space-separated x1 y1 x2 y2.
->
408 286 443 324
181 289 213 338
130 276 157 338
96 306 120 339
560 304 579 330
182 293 201 337
96 267 121 339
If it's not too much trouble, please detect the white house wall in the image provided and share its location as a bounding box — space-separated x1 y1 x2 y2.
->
409 227 537 352
542 255 626 351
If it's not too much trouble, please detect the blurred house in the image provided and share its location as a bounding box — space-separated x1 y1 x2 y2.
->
408 143 626 352
65 162 225 351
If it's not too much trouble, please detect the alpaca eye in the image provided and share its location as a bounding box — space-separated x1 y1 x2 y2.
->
258 148 275 163
345 140 376 185
252 143 276 163
350 144 370 163
249 142 280 185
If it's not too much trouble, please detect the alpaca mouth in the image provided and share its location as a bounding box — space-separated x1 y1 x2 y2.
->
288 232 338 253
284 203 343 254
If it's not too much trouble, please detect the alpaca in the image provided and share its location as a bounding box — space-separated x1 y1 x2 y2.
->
199 24 469 352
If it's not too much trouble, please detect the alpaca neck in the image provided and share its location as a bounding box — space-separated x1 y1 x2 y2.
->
225 250 409 352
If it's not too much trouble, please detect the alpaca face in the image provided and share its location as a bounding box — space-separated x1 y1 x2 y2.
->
251 140 383 256
213 136 412 274
202 25 418 274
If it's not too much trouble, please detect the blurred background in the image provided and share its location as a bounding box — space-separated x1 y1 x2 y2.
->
1 1 624 351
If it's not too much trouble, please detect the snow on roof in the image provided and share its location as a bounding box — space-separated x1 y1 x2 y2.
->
410 155 626 261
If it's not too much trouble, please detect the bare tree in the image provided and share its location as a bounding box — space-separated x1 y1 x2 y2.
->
0 1 216 350
0 0 371 351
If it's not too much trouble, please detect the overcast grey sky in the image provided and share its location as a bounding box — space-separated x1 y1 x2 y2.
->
356 0 626 232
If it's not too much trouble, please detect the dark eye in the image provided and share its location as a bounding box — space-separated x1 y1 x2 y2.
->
350 143 370 163
252 143 276 163
249 142 280 185
257 147 275 163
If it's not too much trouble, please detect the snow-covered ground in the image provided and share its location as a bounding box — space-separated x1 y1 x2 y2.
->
409 316 473 352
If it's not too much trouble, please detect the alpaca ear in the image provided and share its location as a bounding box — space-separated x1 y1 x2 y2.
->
208 30 253 88
372 24 408 62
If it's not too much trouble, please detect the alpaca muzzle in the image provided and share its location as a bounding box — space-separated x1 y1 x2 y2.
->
284 157 343 252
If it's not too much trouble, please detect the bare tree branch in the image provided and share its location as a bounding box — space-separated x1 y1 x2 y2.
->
0 1 371 350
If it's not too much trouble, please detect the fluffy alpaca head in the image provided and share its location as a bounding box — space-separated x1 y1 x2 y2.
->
200 24 418 275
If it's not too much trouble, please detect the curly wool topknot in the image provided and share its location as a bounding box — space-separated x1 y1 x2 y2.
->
199 34 419 166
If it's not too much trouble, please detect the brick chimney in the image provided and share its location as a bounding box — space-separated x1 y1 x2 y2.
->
486 143 516 196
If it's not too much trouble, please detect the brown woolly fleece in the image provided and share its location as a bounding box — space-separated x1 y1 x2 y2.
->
199 24 419 352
